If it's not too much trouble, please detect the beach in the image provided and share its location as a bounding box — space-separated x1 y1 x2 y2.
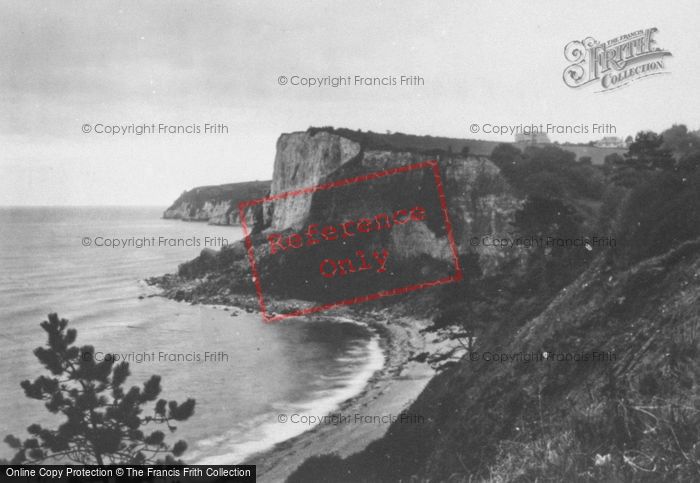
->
245 312 456 483
145 229 464 480
149 276 462 482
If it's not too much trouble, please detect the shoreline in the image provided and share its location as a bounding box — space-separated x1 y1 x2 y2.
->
147 278 460 483
246 312 445 483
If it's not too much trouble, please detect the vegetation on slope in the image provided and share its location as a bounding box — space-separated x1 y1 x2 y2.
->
289 125 700 482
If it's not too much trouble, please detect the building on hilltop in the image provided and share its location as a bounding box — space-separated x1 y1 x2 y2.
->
595 136 627 148
514 132 551 144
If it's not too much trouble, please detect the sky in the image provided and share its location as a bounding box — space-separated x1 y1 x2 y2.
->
1 0 699 206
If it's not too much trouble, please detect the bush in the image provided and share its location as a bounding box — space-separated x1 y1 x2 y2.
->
613 170 700 266
490 143 606 201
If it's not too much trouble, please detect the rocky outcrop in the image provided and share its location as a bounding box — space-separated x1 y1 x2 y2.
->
264 131 362 230
260 131 523 273
166 127 527 300
163 180 270 225
164 199 231 224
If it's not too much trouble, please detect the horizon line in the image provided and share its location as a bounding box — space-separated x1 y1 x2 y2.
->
0 204 169 208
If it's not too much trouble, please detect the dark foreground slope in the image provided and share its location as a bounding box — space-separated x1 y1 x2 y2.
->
289 239 700 482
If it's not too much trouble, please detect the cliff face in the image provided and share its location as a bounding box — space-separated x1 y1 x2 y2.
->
163 180 270 225
264 131 362 230
164 199 231 224
169 128 528 303
261 131 523 273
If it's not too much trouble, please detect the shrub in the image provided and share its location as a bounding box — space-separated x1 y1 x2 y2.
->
4 314 195 465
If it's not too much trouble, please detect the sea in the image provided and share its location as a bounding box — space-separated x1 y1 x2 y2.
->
0 207 384 463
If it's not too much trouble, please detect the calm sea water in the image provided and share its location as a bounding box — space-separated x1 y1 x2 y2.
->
0 207 383 463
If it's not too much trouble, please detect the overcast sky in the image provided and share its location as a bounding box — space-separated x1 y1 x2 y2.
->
2 0 699 206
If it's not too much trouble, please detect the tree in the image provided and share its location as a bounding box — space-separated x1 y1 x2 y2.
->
612 131 674 187
613 170 700 266
678 151 700 174
513 197 580 242
604 152 624 166
430 254 487 352
490 143 523 175
512 196 582 289
522 144 577 167
661 124 700 158
490 143 604 200
603 152 624 176
4 314 195 465
519 171 567 199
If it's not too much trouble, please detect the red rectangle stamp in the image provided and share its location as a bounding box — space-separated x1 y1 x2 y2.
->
238 160 463 322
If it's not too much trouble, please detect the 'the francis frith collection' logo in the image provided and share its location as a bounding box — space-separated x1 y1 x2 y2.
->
563 28 671 92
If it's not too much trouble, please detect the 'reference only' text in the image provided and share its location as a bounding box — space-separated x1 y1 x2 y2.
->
266 205 426 279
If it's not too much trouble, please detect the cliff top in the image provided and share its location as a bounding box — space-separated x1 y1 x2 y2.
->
298 127 625 164
165 180 270 212
302 126 499 156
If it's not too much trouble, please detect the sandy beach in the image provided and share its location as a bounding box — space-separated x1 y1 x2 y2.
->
245 311 456 483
